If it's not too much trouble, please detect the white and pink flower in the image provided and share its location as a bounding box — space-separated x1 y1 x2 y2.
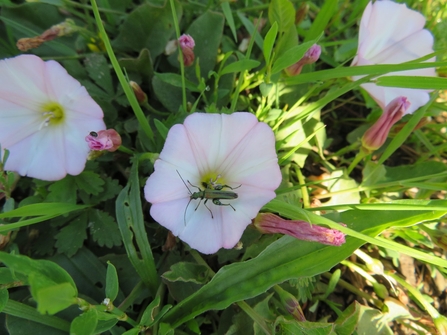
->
0 54 105 181
144 112 281 254
351 0 436 114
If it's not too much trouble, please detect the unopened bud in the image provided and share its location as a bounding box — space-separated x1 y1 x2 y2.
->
285 44 321 76
362 96 410 152
178 34 195 67
274 285 306 322
129 81 147 104
85 129 122 152
253 213 345 246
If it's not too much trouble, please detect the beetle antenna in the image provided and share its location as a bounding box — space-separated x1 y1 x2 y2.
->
176 170 192 195
184 198 193 226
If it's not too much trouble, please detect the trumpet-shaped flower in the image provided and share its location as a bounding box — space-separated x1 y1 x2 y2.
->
351 0 436 114
144 112 281 254
0 55 105 181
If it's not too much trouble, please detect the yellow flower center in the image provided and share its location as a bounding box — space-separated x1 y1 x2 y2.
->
200 172 227 189
39 102 65 128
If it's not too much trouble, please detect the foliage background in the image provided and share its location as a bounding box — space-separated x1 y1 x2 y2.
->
0 0 446 334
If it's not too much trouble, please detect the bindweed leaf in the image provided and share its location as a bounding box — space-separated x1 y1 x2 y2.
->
263 22 278 65
0 289 8 313
84 53 114 96
70 309 98 335
220 59 261 75
268 0 295 33
162 262 212 284
113 2 182 57
105 261 119 302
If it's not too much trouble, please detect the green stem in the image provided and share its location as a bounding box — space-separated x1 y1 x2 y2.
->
90 0 154 143
346 149 368 175
237 300 272 335
117 281 145 311
169 0 187 112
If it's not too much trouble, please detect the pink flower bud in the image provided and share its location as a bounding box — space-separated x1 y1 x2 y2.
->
274 285 306 322
253 213 345 246
362 96 410 152
85 129 121 152
178 34 195 49
285 44 321 76
178 34 195 67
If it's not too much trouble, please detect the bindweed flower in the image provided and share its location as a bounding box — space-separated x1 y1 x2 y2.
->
178 34 195 67
144 112 281 254
285 44 321 76
362 96 410 152
351 1 436 114
0 55 105 181
253 213 346 246
85 129 121 152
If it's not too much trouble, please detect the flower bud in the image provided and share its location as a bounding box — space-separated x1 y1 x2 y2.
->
178 34 195 67
129 81 147 104
285 44 321 76
274 285 306 321
85 129 122 152
178 34 195 49
253 213 345 246
361 96 410 152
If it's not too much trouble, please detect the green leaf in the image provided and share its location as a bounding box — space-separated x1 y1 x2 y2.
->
3 300 70 332
84 53 114 96
70 309 98 335
113 2 182 58
334 302 361 335
221 1 237 41
0 288 8 313
154 119 170 141
268 0 295 33
34 282 77 315
220 59 261 75
162 262 212 284
89 209 122 248
272 40 318 74
161 199 447 327
154 72 200 92
263 22 278 65
275 318 336 335
106 261 119 302
237 12 264 50
284 61 446 85
140 296 161 326
119 48 154 84
75 171 105 196
375 76 447 89
55 213 88 257
304 0 337 42
116 158 158 293
0 252 77 315
0 202 89 219
47 177 77 204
